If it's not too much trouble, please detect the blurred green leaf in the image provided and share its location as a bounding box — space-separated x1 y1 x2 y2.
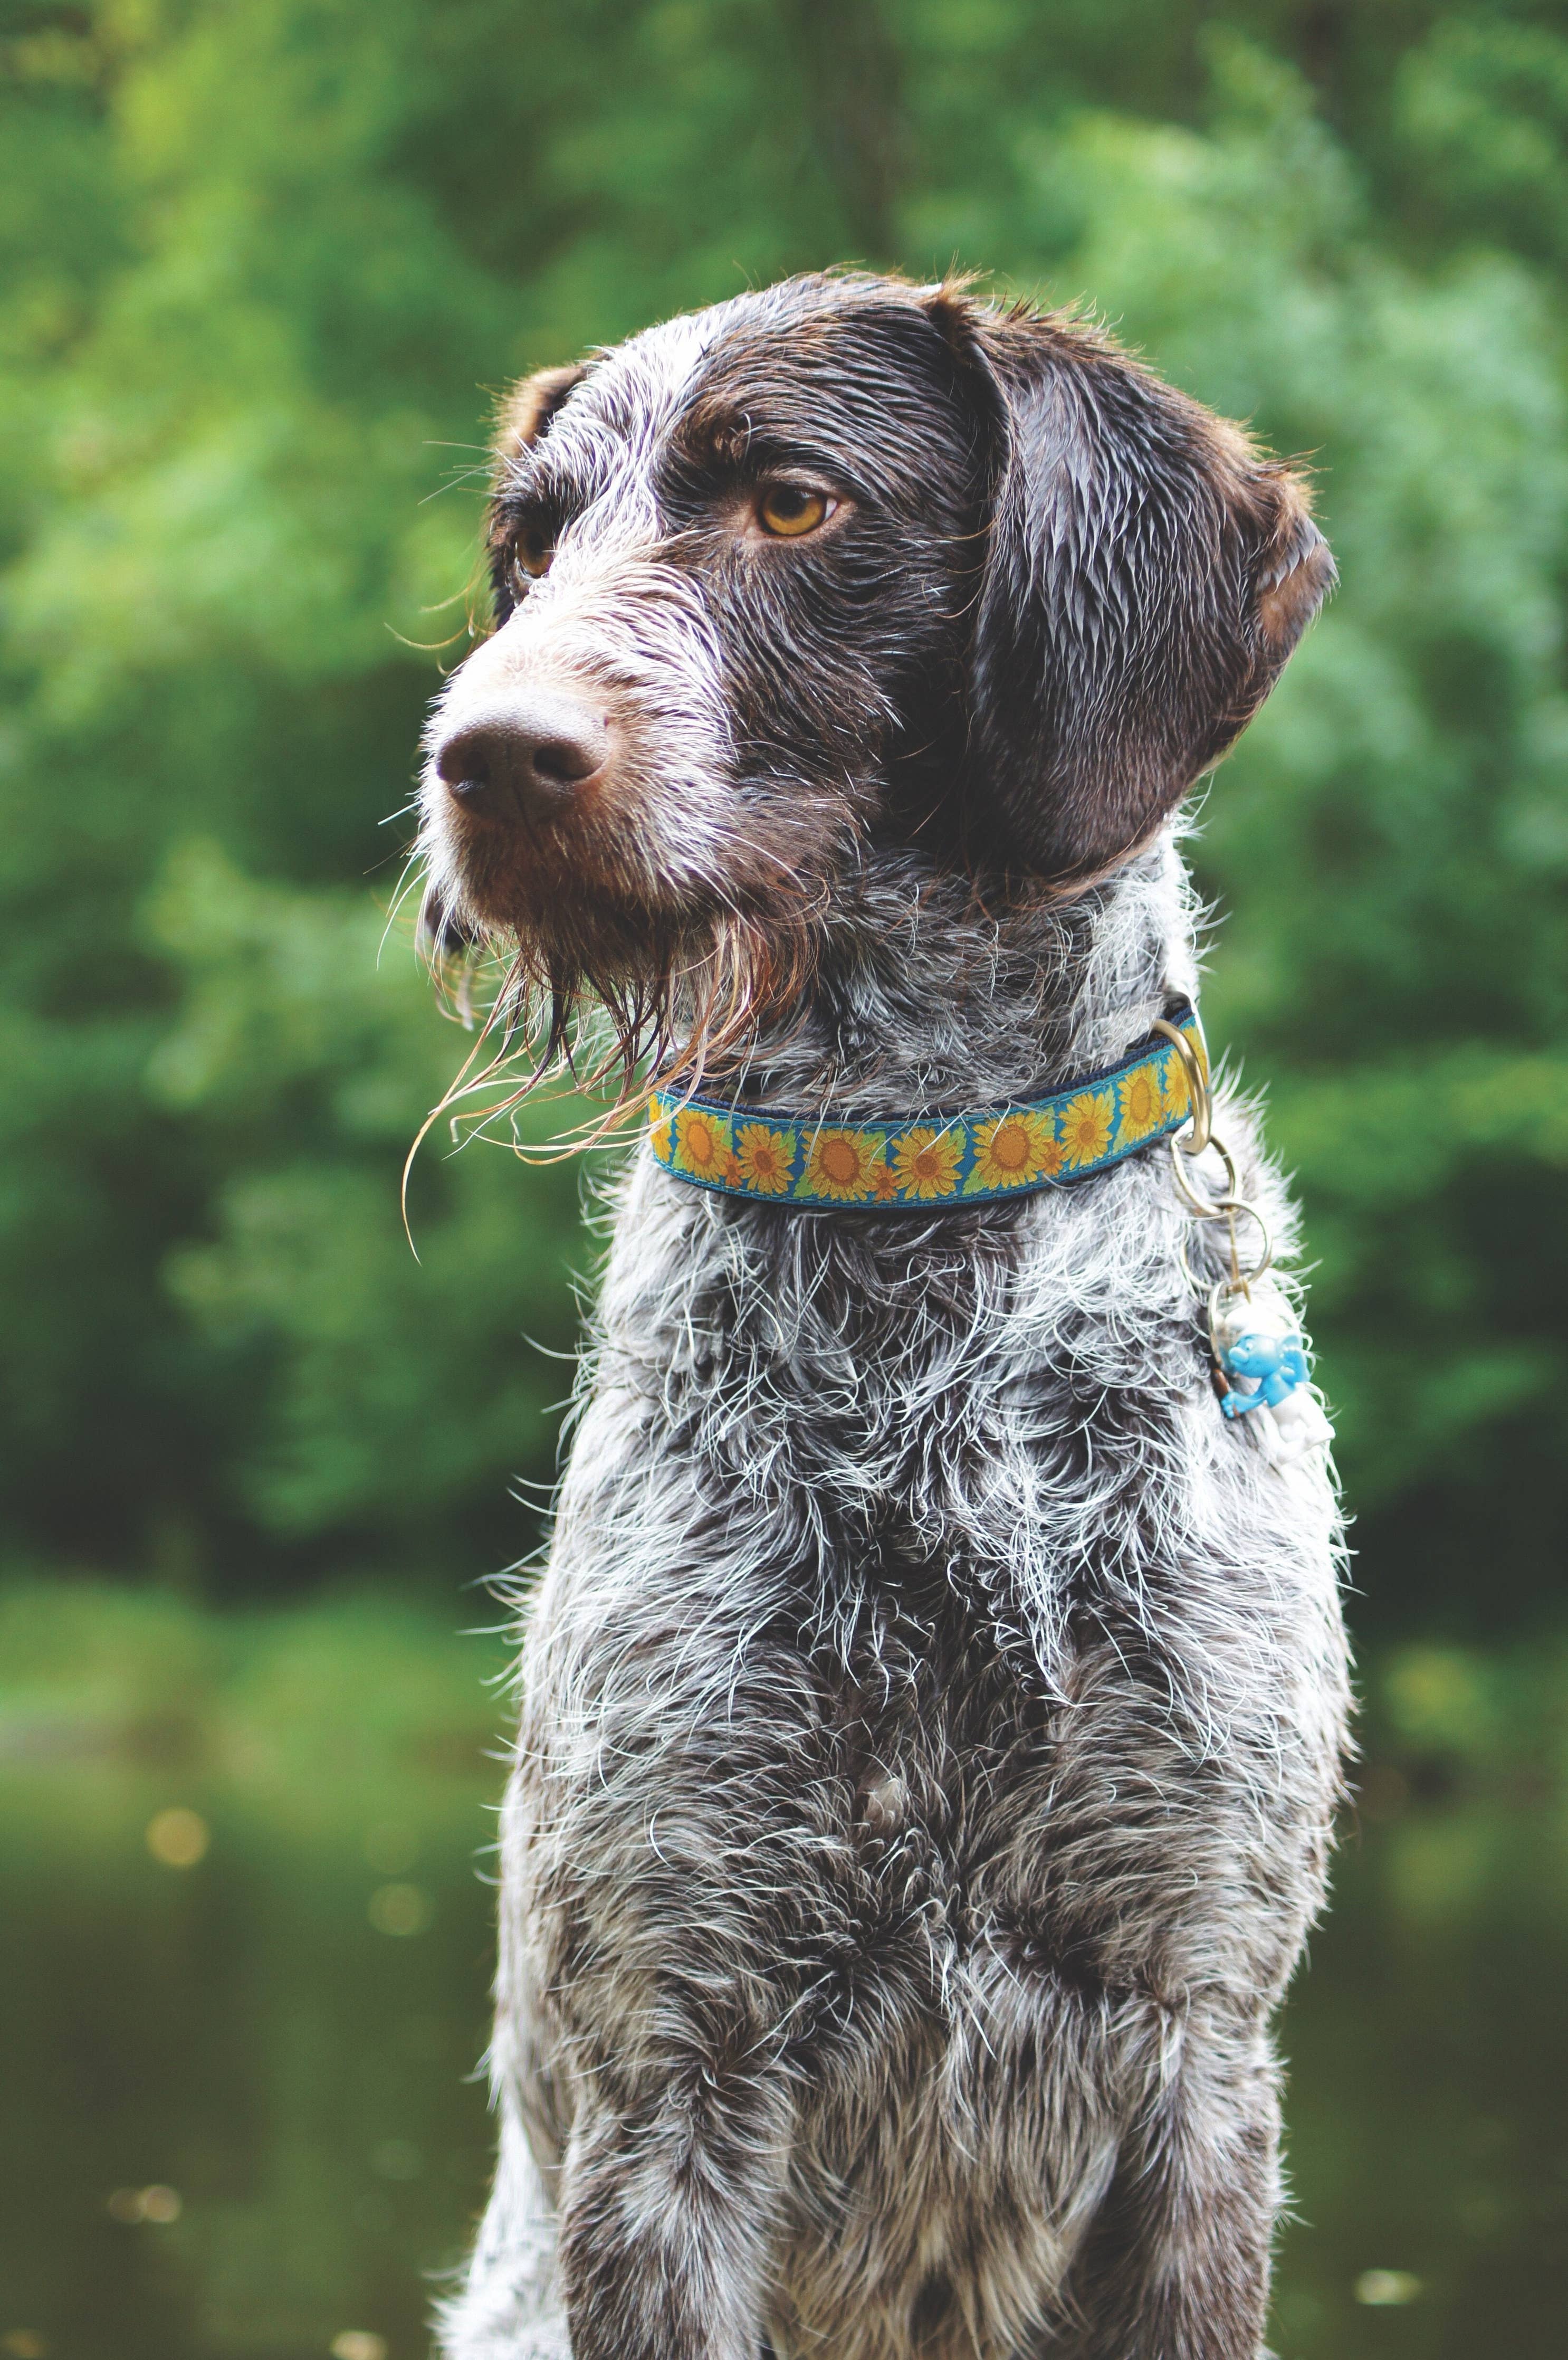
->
1 1 1563 1626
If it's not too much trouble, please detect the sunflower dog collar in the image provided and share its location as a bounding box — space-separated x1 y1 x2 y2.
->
648 1005 1203 1211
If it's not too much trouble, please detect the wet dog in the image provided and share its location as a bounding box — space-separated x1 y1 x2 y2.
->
418 272 1349 2360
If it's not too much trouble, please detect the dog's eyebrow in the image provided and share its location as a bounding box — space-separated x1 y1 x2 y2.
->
494 435 573 495
668 403 754 471
490 439 599 529
664 403 864 502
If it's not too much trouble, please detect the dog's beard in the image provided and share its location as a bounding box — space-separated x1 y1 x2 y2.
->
416 756 865 1131
418 871 824 1154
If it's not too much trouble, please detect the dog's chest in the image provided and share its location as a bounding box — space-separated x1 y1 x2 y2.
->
815 1568 1055 1924
525 1547 1095 2015
528 1164 1343 2064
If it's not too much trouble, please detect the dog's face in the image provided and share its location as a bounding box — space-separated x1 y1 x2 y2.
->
418 279 990 1018
417 273 1332 1048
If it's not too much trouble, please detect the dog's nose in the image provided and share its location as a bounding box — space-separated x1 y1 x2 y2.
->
436 693 609 825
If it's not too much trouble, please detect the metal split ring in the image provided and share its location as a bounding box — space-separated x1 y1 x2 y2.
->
1175 1189 1275 1294
1167 1130 1238 1216
1214 1195 1274 1284
1168 1128 1275 1293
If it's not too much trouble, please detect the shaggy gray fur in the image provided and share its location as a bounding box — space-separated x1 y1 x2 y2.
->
420 275 1351 2360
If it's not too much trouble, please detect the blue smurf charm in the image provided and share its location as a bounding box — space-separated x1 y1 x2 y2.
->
1209 1290 1333 1469
1217 1326 1310 1418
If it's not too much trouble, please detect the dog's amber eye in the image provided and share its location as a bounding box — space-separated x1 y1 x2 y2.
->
513 526 553 582
757 483 831 539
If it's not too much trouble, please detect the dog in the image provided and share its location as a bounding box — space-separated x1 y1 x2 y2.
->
416 272 1350 2360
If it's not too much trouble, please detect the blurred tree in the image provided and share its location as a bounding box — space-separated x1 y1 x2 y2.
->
1 0 1564 1621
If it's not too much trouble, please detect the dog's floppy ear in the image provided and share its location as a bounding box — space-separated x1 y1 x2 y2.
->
492 363 589 473
924 290 1334 883
485 364 589 624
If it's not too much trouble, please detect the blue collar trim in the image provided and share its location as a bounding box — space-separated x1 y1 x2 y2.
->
648 1004 1202 1211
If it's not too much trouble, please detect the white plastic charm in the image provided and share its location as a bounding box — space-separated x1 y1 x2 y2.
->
1210 1291 1334 1468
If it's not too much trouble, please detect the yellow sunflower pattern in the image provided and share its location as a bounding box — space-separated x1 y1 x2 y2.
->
1115 1059 1166 1147
648 1022 1200 1204
797 1127 881 1204
1159 1043 1192 1127
968 1108 1061 1193
1058 1088 1115 1171
672 1106 732 1183
733 1121 793 1195
891 1126 963 1201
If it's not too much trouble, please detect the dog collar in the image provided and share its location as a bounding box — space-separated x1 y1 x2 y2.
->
648 1004 1203 1211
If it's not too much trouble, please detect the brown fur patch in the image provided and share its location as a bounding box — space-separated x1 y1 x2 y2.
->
493 363 589 472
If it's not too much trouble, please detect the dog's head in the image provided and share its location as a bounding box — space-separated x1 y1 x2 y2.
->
418 273 1331 1067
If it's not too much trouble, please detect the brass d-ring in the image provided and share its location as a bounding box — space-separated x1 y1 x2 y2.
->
1151 1016 1211 1154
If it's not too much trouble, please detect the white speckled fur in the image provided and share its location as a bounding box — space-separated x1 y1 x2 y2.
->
439 841 1348 2360
426 276 1350 2360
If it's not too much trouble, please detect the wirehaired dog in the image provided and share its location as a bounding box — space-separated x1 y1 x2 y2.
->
417 272 1349 2360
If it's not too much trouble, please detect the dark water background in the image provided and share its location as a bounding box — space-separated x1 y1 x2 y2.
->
2 1591 1564 2360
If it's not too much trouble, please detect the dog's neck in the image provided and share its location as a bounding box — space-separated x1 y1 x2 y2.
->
714 831 1198 1119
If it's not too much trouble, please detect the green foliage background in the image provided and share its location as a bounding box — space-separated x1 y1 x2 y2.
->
4 0 1566 1626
